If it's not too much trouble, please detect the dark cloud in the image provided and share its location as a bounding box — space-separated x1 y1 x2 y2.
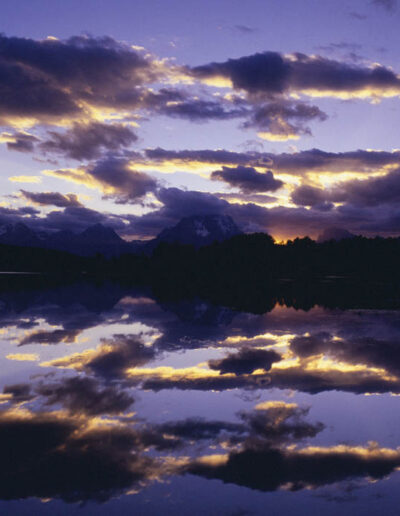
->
86 156 158 202
209 347 282 375
3 131 39 152
36 376 134 415
128 187 229 237
243 101 327 140
349 11 367 19
3 180 400 240
372 0 397 11
20 190 82 208
192 51 400 97
138 369 272 392
192 52 291 94
3 383 34 403
0 34 159 124
158 97 247 121
211 166 283 193
317 42 363 54
187 443 400 492
40 122 138 160
291 331 400 378
239 402 324 444
0 409 161 502
144 147 400 176
153 401 323 449
183 400 400 491
0 34 252 131
333 169 400 207
291 169 400 208
156 418 245 441
0 196 133 236
234 25 257 34
88 335 157 379
19 328 81 345
145 146 272 167
291 184 328 207
130 348 400 394
48 334 157 380
32 205 127 233
124 183 400 239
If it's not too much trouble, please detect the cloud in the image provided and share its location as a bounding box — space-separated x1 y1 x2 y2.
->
9 175 42 183
291 168 400 208
191 51 400 99
332 169 400 207
0 34 249 133
211 166 283 193
43 334 157 380
239 401 324 444
83 157 158 202
0 408 162 502
234 25 258 34
3 383 34 403
0 34 161 125
144 147 400 177
6 353 38 361
290 184 330 207
187 443 400 492
158 97 248 121
40 122 138 160
20 190 82 208
29 205 128 233
125 343 400 394
372 0 397 11
155 418 245 442
152 401 323 449
349 11 367 20
243 101 327 141
49 156 158 202
182 400 400 492
19 329 81 346
290 331 400 378
0 131 39 152
36 376 134 415
209 348 282 375
122 181 400 240
128 187 229 237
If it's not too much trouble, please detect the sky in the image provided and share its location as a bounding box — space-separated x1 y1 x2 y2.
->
1 0 400 240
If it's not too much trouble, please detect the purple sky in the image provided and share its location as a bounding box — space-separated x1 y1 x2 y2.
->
1 0 400 240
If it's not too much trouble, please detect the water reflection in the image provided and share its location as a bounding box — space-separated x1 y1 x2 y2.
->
0 278 400 514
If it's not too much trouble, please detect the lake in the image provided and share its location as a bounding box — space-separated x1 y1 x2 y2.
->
0 279 399 515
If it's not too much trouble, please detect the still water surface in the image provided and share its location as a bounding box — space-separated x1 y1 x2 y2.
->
0 280 400 515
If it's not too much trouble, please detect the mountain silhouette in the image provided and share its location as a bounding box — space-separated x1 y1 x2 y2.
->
0 215 242 256
0 223 131 257
145 214 242 252
317 227 355 243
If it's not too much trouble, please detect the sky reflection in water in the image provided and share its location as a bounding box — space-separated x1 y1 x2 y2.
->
0 281 400 515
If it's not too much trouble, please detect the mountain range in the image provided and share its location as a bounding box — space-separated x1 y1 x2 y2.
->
0 214 242 257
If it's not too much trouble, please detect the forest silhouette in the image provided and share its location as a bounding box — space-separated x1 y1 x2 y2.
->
1 233 400 313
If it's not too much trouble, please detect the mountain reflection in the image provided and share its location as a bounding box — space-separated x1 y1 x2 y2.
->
1 278 400 512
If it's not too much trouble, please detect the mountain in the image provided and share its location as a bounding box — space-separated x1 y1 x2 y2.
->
0 223 43 247
146 214 242 251
80 224 125 244
317 227 356 243
0 216 242 257
0 223 132 257
44 223 130 257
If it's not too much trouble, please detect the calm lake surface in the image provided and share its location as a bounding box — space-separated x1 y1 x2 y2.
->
1 279 400 515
